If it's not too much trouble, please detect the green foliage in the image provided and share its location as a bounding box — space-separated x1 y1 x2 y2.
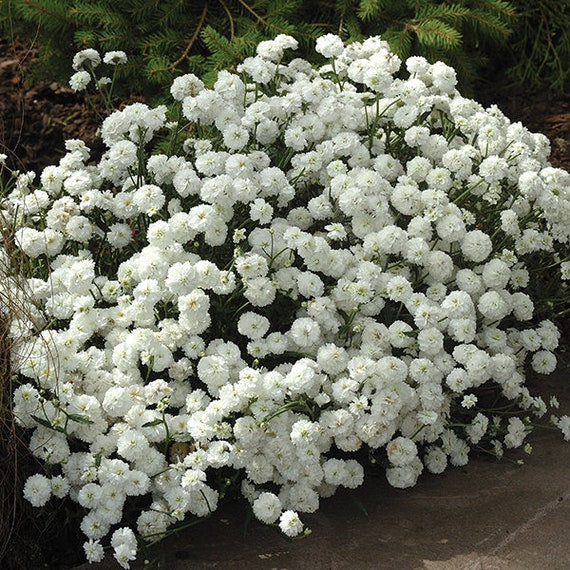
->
505 0 570 92
340 0 516 94
3 0 565 100
0 0 322 99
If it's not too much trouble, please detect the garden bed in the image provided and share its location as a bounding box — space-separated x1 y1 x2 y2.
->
1 36 569 570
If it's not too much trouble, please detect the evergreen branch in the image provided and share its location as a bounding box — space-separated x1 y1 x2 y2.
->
235 0 313 37
157 0 186 27
145 53 173 79
217 0 236 41
128 0 160 21
383 27 413 60
468 9 513 38
201 25 237 64
21 0 68 23
357 0 388 22
481 0 517 20
169 3 208 70
406 19 462 49
415 4 469 24
69 2 126 29
235 0 275 27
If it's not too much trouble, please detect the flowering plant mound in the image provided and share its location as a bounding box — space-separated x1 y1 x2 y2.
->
2 34 570 567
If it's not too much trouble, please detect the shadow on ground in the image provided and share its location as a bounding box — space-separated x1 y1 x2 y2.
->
73 368 570 570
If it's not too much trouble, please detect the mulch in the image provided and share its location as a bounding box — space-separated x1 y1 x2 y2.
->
0 41 102 176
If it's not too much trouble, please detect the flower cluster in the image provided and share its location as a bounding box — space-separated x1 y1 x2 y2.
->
3 34 570 566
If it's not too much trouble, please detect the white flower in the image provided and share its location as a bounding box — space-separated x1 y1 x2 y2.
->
504 417 528 449
117 430 151 462
315 34 345 58
429 61 457 93
279 510 304 537
417 327 444 356
461 394 478 409
256 35 297 61
103 50 127 65
223 124 249 151
132 184 165 216
180 468 207 489
385 275 413 302
387 436 418 467
481 259 511 289
557 416 570 441
465 413 489 444
512 292 534 321
286 359 320 394
478 290 511 321
235 253 268 279
531 350 557 374
386 457 423 488
50 475 71 498
237 311 270 339
72 48 101 71
297 271 325 298
114 543 137 569
23 474 52 507
424 446 447 474
239 56 276 83
253 492 282 523
197 355 230 396
69 70 91 92
461 230 493 262
249 198 273 225
83 540 105 563
560 261 570 280
244 276 276 307
423 250 454 281
289 317 321 348
171 73 204 100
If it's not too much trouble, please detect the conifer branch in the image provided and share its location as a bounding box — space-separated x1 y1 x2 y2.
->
3 0 567 96
169 3 208 70
234 0 313 38
218 0 236 40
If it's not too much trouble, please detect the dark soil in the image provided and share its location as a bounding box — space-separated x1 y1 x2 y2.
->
477 82 570 172
0 40 105 179
0 38 569 570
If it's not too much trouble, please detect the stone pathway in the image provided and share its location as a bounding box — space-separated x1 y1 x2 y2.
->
75 373 570 570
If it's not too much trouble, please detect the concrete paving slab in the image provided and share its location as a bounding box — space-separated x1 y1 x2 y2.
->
74 372 570 570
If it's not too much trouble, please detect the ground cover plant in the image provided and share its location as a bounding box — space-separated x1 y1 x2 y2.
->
1 34 570 567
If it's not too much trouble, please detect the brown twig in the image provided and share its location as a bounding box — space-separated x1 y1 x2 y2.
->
169 4 209 70
218 0 236 41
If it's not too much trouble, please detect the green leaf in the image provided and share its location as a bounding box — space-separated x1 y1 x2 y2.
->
66 413 94 424
31 414 64 433
142 418 164 428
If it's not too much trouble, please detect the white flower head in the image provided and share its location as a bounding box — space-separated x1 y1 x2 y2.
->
72 48 101 71
171 73 205 100
69 70 91 92
315 34 345 58
23 473 52 507
103 51 128 65
279 510 304 537
253 492 282 523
